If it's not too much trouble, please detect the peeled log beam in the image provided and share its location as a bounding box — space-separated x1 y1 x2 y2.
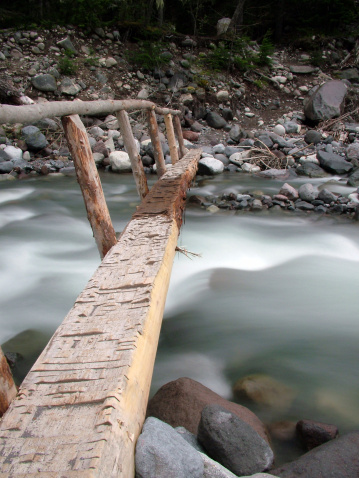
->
62 114 117 258
0 148 202 478
0 100 181 125
116 110 149 200
146 110 166 177
0 346 17 417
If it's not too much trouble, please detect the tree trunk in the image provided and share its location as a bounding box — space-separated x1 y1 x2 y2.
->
228 0 246 32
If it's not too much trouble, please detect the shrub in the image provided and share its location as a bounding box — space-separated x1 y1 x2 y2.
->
126 41 170 70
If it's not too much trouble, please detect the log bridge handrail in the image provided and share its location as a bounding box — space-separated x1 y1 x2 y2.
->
0 99 202 477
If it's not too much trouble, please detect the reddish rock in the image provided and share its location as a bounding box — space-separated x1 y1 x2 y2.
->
146 377 269 443
272 432 359 478
296 419 338 450
93 140 109 157
182 130 200 142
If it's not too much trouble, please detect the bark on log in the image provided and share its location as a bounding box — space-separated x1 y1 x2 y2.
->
147 110 166 177
173 115 187 159
0 148 201 478
116 110 149 200
0 100 181 125
164 113 179 165
62 114 117 259
0 346 17 417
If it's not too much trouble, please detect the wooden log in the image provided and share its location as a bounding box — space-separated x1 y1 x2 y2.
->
0 346 17 417
0 100 181 125
146 110 166 177
0 148 202 478
116 111 149 200
62 114 117 259
164 113 179 165
173 114 187 159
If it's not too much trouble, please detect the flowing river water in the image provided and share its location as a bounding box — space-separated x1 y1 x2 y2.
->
1 171 359 461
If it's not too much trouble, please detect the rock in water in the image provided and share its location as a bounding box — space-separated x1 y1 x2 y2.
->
135 417 203 478
146 377 269 442
272 432 359 477
198 157 224 175
198 405 274 476
303 80 348 122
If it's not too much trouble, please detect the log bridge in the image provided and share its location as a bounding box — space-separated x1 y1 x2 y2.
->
0 100 202 476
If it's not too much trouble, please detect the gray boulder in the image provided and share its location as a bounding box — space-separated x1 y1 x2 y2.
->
22 125 48 151
304 130 322 145
279 183 299 200
229 124 245 142
289 65 316 74
198 405 274 476
57 36 77 55
272 432 359 478
317 188 337 203
206 112 227 129
295 200 315 211
304 80 348 122
176 427 205 452
296 162 328 178
317 150 353 174
0 161 14 173
198 157 224 175
31 74 57 92
346 143 359 166
298 183 318 202
135 417 204 478
60 78 81 96
201 453 238 478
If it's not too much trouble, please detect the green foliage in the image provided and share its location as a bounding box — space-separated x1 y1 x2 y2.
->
58 56 78 76
309 50 327 67
126 41 170 70
84 57 100 67
202 35 273 73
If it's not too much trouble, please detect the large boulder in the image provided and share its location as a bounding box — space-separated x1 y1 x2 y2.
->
146 377 269 442
31 74 57 92
296 419 338 450
198 405 274 476
109 151 131 172
198 157 224 175
206 112 227 129
317 150 353 174
272 432 359 477
303 80 348 122
22 125 48 151
135 417 203 478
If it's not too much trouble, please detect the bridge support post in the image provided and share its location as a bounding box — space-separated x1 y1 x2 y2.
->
147 109 166 177
164 113 179 165
117 110 149 200
173 115 187 159
62 114 117 259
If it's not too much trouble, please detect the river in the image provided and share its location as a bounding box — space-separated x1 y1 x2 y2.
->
1 171 359 458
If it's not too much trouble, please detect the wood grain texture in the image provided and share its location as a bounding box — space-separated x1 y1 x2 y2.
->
164 113 179 165
0 346 17 417
173 115 187 159
0 148 202 478
62 114 117 259
116 111 149 200
146 110 166 178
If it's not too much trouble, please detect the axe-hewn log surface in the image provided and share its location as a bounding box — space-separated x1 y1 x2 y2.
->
0 148 201 478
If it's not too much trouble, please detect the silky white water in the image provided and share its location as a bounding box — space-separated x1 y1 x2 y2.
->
1 172 359 442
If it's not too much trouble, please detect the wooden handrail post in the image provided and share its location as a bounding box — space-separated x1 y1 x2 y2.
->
173 115 187 159
62 114 117 259
0 346 17 417
146 110 166 177
117 110 149 200
164 113 179 165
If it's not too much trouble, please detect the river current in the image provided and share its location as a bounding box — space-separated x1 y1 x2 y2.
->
1 171 359 448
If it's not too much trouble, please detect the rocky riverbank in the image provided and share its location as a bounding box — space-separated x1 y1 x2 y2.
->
134 377 359 477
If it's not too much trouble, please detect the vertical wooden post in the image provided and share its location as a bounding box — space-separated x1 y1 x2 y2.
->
116 110 149 199
62 114 117 259
173 114 187 159
0 346 17 417
146 109 166 177
164 113 179 165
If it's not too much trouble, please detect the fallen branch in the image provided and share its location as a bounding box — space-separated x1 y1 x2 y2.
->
175 246 202 259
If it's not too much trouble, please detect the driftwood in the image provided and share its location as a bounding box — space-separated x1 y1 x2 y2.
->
0 148 202 477
0 100 181 125
62 114 117 259
0 346 17 417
